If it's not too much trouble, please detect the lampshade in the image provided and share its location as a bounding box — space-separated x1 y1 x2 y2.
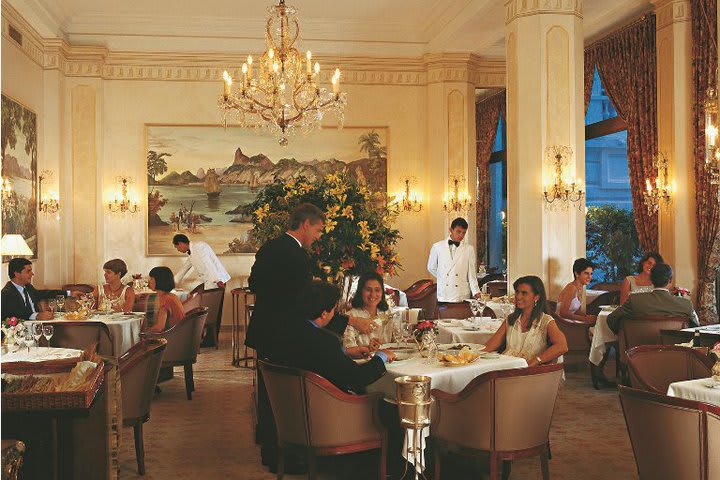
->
1 234 33 256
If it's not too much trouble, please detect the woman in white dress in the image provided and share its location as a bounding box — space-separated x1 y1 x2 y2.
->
484 276 568 366
92 258 135 313
343 272 394 351
556 258 597 322
619 252 664 304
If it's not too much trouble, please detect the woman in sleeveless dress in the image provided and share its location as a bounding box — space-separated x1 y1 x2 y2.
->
556 258 596 322
619 252 664 304
145 266 184 333
484 275 568 366
92 258 135 313
343 272 394 357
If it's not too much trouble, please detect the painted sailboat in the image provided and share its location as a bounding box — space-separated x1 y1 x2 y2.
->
204 168 221 198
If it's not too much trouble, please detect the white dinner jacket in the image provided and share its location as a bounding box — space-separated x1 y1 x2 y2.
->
174 241 231 289
427 238 480 302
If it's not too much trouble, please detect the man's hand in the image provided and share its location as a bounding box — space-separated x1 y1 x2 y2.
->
379 349 396 362
349 316 375 334
369 338 382 352
36 311 54 320
473 292 483 299
345 346 372 359
216 281 226 288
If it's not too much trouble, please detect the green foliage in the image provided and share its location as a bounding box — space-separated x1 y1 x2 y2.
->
246 173 401 281
147 150 171 188
586 205 642 281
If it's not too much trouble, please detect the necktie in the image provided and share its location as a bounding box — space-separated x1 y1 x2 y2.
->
187 249 191 256
23 287 33 312
448 240 460 247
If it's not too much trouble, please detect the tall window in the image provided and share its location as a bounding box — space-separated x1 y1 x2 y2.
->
585 67 640 282
487 115 506 273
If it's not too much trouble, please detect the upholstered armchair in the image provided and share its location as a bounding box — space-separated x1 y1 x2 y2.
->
407 283 438 319
436 302 473 319
431 364 564 480
258 360 387 480
626 345 713 394
141 307 208 400
119 338 168 474
619 386 720 480
617 315 688 379
403 279 434 299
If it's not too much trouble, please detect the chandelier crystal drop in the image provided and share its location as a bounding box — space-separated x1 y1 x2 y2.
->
218 0 347 145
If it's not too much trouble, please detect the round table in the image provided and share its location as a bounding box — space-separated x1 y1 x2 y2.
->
436 317 503 345
667 378 720 407
589 310 617 366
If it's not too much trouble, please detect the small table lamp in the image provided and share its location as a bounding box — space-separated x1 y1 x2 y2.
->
1 234 33 258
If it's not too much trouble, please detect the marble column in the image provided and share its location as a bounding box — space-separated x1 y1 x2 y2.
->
653 0 698 294
504 0 585 297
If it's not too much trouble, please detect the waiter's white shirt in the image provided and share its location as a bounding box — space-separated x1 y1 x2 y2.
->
174 240 231 289
427 237 480 302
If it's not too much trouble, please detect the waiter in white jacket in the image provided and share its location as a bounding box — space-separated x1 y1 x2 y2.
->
172 234 231 290
427 217 481 302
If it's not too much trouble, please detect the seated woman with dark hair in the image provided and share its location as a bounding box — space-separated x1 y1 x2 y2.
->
92 258 135 313
483 275 568 366
271 280 396 394
343 272 394 352
556 258 596 322
620 251 664 304
144 266 184 333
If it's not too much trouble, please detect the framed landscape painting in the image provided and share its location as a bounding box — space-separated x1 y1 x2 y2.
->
146 125 388 255
1 94 37 258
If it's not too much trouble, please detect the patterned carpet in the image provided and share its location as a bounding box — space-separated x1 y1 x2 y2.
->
119 333 638 479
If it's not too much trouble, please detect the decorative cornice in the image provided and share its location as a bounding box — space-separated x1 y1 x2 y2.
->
3 6 506 88
653 0 690 30
505 0 583 25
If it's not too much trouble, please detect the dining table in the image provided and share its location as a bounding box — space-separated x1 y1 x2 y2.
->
34 311 145 356
589 309 617 366
436 317 504 345
667 378 720 407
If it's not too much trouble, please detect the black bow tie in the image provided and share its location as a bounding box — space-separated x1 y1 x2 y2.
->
187 250 191 256
448 240 460 247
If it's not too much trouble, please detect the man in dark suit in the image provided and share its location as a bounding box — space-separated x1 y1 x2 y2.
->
272 280 395 393
607 263 699 334
1 258 71 321
246 203 374 472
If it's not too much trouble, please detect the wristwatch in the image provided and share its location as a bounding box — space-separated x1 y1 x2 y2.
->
535 356 543 365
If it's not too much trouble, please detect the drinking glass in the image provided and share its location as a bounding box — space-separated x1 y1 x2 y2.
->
56 295 65 313
32 323 43 348
23 329 34 353
402 323 415 345
42 324 54 346
469 300 480 318
48 300 57 314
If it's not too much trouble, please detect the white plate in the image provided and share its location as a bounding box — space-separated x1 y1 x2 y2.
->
480 352 500 359
438 343 485 352
380 342 415 350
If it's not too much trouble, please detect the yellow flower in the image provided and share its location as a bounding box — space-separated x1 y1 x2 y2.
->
325 204 340 219
369 242 380 260
254 204 270 223
325 218 337 233
341 205 354 220
298 182 312 194
358 220 373 239
325 173 342 185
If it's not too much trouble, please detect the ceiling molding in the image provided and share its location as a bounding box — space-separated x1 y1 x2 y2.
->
653 0 690 30
504 0 584 25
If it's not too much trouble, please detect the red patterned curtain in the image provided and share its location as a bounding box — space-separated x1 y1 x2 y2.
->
691 0 720 324
584 49 597 113
475 91 505 264
586 15 659 253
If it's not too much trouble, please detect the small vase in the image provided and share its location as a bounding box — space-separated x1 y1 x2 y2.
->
712 358 720 383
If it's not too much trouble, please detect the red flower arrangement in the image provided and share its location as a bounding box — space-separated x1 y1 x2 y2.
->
415 320 437 333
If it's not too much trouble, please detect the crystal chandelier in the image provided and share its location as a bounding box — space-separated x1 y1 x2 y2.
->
642 153 672 214
443 176 472 213
543 145 584 209
394 177 423 213
107 177 138 214
38 170 60 216
218 0 347 146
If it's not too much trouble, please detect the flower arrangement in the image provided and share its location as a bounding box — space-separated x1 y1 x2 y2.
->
671 287 691 298
415 320 438 335
246 173 402 283
712 342 720 359
1 317 26 348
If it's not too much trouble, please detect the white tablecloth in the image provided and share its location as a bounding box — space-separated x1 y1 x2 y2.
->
368 354 528 399
485 301 514 319
35 313 144 356
436 318 503 345
586 289 608 304
135 289 190 302
589 310 617 366
667 378 720 406
0 347 83 363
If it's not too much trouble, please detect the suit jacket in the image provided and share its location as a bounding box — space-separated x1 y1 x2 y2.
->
174 240 231 289
245 233 347 354
607 289 699 334
427 238 480 302
271 318 387 394
1 281 67 320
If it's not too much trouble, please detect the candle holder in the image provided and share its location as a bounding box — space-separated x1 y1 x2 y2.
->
395 375 432 480
543 145 584 210
642 153 672 214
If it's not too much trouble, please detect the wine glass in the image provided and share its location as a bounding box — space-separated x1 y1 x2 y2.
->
23 329 34 353
56 295 65 313
469 300 480 318
42 324 54 347
32 323 43 348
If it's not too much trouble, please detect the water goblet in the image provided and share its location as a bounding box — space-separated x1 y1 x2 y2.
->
23 329 34 353
48 299 57 315
32 323 43 348
469 300 480 318
56 295 65 313
42 324 54 346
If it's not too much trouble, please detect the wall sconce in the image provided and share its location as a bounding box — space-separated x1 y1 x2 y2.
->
443 175 472 213
394 176 423 213
543 145 584 209
107 176 138 214
38 170 60 216
1 177 15 213
643 153 672 214
704 83 720 184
